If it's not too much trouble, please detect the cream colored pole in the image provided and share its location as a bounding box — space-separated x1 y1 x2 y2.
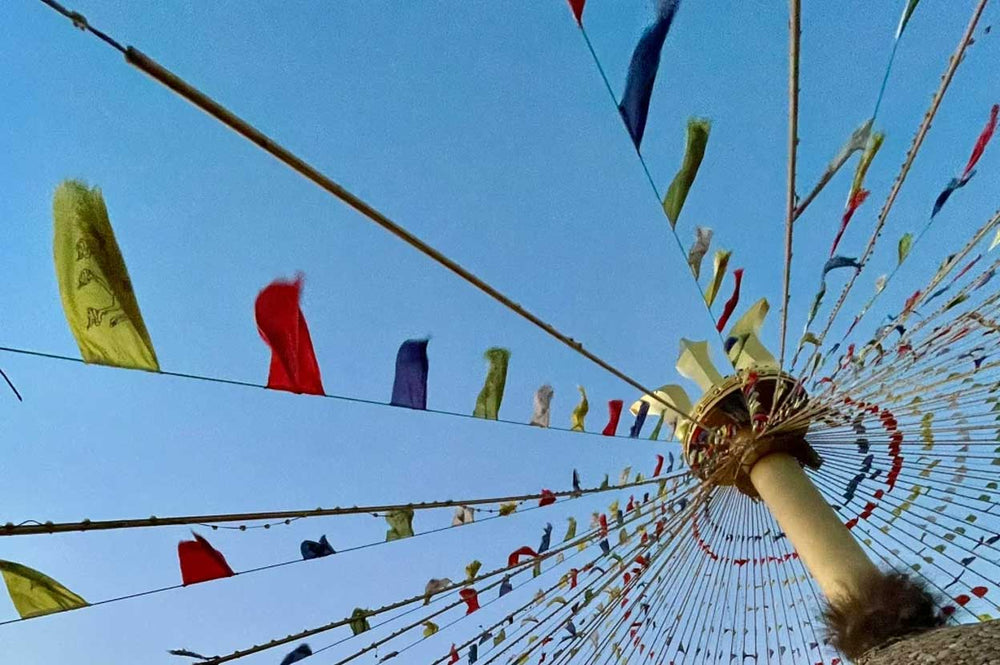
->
750 452 877 603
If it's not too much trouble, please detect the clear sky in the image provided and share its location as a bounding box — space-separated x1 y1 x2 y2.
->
1 1 998 664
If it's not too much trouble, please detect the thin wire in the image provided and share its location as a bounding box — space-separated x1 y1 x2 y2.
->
0 345 667 444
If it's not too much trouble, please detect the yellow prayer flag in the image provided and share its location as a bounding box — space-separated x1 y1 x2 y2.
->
0 560 87 619
53 181 158 371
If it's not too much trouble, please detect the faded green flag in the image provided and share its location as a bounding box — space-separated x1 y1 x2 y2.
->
704 249 732 307
53 180 158 371
898 232 913 265
663 118 711 227
384 508 414 541
473 347 510 420
0 560 87 619
349 608 371 635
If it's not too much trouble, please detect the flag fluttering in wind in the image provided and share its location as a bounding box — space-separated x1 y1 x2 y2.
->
178 533 235 585
566 0 585 24
385 508 415 541
530 384 554 427
571 386 589 431
280 644 312 665
716 268 745 332
602 400 624 436
53 180 159 371
391 338 429 409
686 226 713 278
664 118 711 227
704 249 732 307
0 560 87 619
618 0 682 150
473 347 510 420
300 535 335 560
255 275 324 395
932 104 998 218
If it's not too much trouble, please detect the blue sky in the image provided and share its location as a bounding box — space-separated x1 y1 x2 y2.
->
1 1 998 663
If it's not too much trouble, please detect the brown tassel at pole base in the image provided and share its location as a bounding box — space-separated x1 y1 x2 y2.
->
821 570 943 660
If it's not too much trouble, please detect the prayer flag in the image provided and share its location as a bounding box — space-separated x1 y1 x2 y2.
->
53 180 158 371
255 276 324 395
567 0 585 24
629 401 650 438
0 560 87 619
618 0 682 149
300 535 335 560
473 348 510 419
603 400 624 436
530 384 554 427
178 533 234 585
664 119 711 227
571 386 589 431
686 226 713 278
390 339 428 409
716 268 744 332
280 645 312 665
385 509 415 541
704 249 731 307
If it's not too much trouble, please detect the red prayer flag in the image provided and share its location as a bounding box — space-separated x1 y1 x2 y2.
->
716 268 745 332
539 489 557 507
459 588 480 614
963 104 999 179
255 275 324 395
602 400 624 436
567 0 585 24
830 189 869 257
653 454 664 477
449 644 459 663
508 546 538 567
972 586 988 598
178 533 234 585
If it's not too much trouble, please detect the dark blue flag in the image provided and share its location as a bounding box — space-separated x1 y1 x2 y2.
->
618 0 682 149
300 535 335 560
280 644 312 665
390 338 429 409
629 400 650 438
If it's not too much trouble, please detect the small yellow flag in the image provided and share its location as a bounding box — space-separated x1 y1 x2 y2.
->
0 560 87 619
53 181 158 371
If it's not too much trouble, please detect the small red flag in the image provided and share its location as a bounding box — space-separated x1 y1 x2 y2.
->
178 533 234 585
508 546 538 567
653 454 664 477
539 489 557 507
716 268 745 332
255 275 324 395
602 400 624 436
459 588 480 614
449 644 460 663
567 0 585 24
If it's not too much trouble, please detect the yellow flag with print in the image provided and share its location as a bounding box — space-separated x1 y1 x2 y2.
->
53 181 158 370
0 560 87 619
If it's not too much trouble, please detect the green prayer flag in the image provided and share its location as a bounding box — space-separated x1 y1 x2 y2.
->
663 118 711 227
384 508 414 541
0 560 87 619
570 386 589 432
704 249 731 307
422 621 439 638
898 232 913 265
563 517 577 542
648 412 665 440
849 132 885 197
53 180 159 371
473 347 510 420
465 560 482 583
349 608 371 635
